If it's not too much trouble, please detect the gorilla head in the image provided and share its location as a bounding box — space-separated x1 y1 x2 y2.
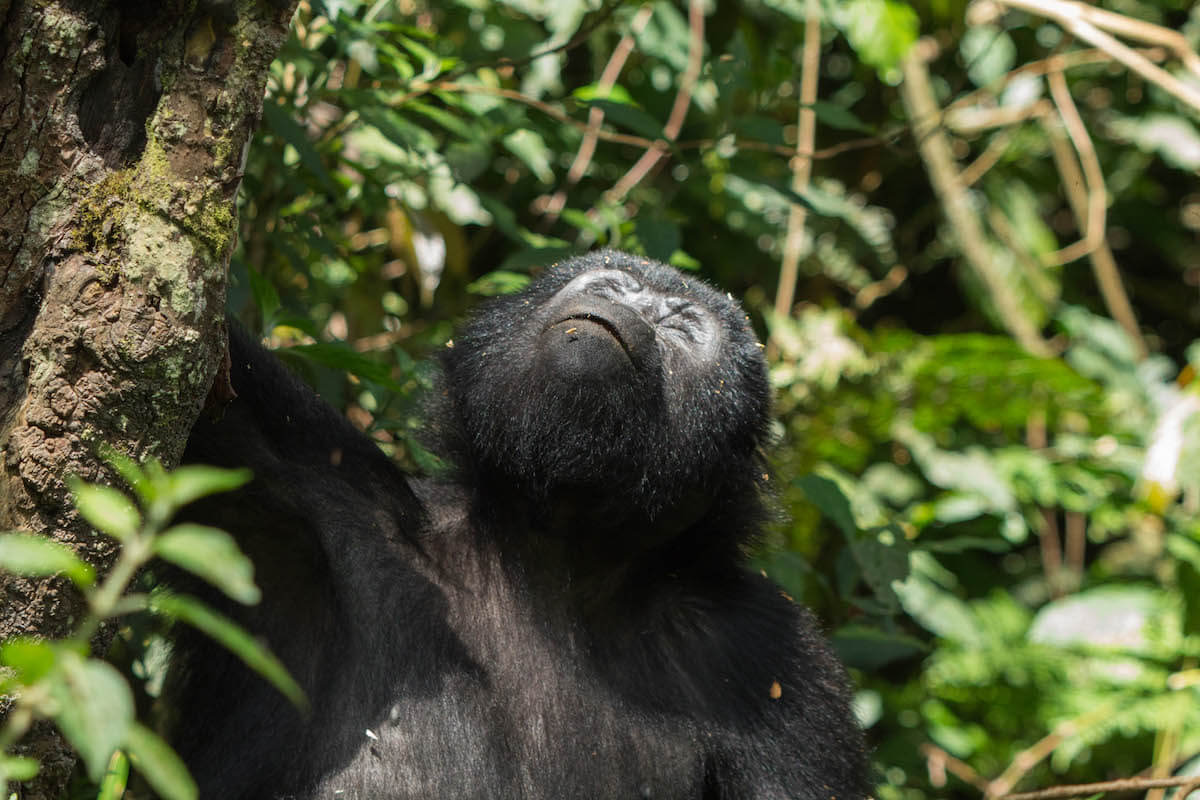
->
440 251 770 525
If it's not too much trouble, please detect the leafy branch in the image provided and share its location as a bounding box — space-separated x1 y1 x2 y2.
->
0 457 303 799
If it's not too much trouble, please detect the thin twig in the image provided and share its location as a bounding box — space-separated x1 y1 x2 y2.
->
460 0 626 77
948 101 1049 135
1027 409 1063 597
540 4 655 225
767 0 821 359
1000 776 1200 800
899 41 1052 357
996 0 1200 112
1045 66 1105 265
854 265 908 309
1064 511 1085 578
990 0 1200 78
414 82 652 148
943 46 1168 120
920 742 991 793
1043 65 1146 356
1038 508 1063 597
387 81 903 162
986 706 1112 798
960 130 1015 186
603 0 705 205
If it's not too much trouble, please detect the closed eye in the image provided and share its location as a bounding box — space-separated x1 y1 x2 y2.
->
583 273 642 300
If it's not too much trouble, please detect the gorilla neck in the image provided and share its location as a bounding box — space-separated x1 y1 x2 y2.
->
467 480 757 609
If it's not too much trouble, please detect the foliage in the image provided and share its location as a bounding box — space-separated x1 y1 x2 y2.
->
0 459 300 800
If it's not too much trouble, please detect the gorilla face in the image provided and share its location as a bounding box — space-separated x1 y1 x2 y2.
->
441 251 769 523
537 268 721 384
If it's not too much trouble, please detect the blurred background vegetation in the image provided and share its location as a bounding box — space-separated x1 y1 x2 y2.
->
228 0 1200 797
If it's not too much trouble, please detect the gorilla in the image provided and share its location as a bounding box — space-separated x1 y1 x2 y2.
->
169 250 867 799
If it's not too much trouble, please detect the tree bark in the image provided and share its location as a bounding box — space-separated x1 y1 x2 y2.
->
0 0 298 795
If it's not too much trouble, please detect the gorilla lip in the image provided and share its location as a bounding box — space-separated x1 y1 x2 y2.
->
555 313 631 357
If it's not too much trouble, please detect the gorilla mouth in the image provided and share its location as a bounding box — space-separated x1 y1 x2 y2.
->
553 313 631 356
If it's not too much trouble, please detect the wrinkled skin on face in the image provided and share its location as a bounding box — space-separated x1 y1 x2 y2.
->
441 251 770 522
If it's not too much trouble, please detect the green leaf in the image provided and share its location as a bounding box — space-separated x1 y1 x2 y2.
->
960 25 1016 88
0 754 39 783
502 129 555 184
831 624 927 670
794 475 858 538
261 102 339 195
1109 113 1200 171
99 448 153 506
633 217 681 265
465 270 532 296
893 570 984 648
586 100 667 141
96 750 130 800
1 637 58 684
833 0 919 82
124 722 198 800
572 83 637 105
161 466 253 511
397 34 444 79
1028 586 1167 654
810 101 874 134
1168 533 1200 635
0 533 95 589
845 524 910 612
244 261 282 326
283 342 405 393
69 480 141 542
47 653 134 782
154 524 261 605
149 592 307 711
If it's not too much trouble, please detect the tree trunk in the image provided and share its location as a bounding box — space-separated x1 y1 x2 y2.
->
0 0 298 795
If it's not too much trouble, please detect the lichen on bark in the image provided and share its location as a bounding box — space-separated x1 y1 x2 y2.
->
0 0 299 795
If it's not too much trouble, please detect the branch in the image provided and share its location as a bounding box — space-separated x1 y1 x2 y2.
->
938 63 1147 356
1044 64 1146 356
920 742 991 794
1000 776 1200 800
993 0 1200 112
767 0 821 359
1044 66 1104 265
603 0 705 205
899 41 1052 357
540 4 655 225
986 705 1115 797
944 46 1169 121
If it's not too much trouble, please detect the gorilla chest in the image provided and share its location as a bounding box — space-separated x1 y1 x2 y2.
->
318 662 708 799
316 591 713 799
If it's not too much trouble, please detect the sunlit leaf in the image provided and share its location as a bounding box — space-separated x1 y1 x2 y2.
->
124 722 198 800
154 524 260 605
1 637 58 684
162 466 253 510
0 533 95 589
0 754 39 783
48 653 134 782
833 0 918 82
149 592 307 711
69 480 140 542
96 750 130 800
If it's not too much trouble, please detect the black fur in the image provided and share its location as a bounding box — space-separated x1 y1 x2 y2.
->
169 250 867 799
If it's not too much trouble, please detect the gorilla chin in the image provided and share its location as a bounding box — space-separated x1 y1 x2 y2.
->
168 249 869 800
